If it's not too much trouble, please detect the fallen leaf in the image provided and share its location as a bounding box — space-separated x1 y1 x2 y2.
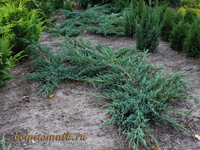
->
57 96 60 98
151 139 155 144
76 81 80 85
22 96 30 102
16 60 19 63
97 111 101 114
58 38 60 39
180 122 183 125
153 146 160 150
65 92 69 95
19 72 22 75
154 116 158 120
176 52 178 54
50 94 54 98
100 148 106 150
194 134 200 141
189 122 194 127
165 44 168 46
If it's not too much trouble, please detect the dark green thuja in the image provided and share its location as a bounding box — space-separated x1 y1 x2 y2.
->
184 8 197 25
24 35 197 149
135 0 160 52
183 19 200 57
52 0 64 10
173 11 184 25
168 0 182 8
160 8 176 41
136 0 145 21
123 1 137 37
157 1 168 26
64 1 73 12
112 0 130 12
169 20 190 52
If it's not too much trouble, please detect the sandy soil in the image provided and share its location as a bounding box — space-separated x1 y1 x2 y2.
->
0 8 200 150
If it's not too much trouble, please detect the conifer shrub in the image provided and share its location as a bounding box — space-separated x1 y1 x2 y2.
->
64 1 73 12
183 19 200 57
78 0 113 8
182 0 195 7
39 0 56 19
184 8 197 24
47 4 124 37
24 35 195 149
123 1 137 37
178 7 200 18
182 0 200 9
53 0 64 10
160 8 176 41
173 11 185 24
168 0 181 8
135 3 160 52
24 0 40 10
157 1 169 26
169 20 190 52
136 0 145 21
0 0 46 59
0 27 24 89
24 0 64 28
112 0 130 12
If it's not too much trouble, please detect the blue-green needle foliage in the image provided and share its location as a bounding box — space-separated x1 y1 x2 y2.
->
47 4 125 37
24 36 197 149
1 134 11 150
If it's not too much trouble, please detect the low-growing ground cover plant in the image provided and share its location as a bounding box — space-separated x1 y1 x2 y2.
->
21 35 197 149
1 134 11 150
47 4 124 37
